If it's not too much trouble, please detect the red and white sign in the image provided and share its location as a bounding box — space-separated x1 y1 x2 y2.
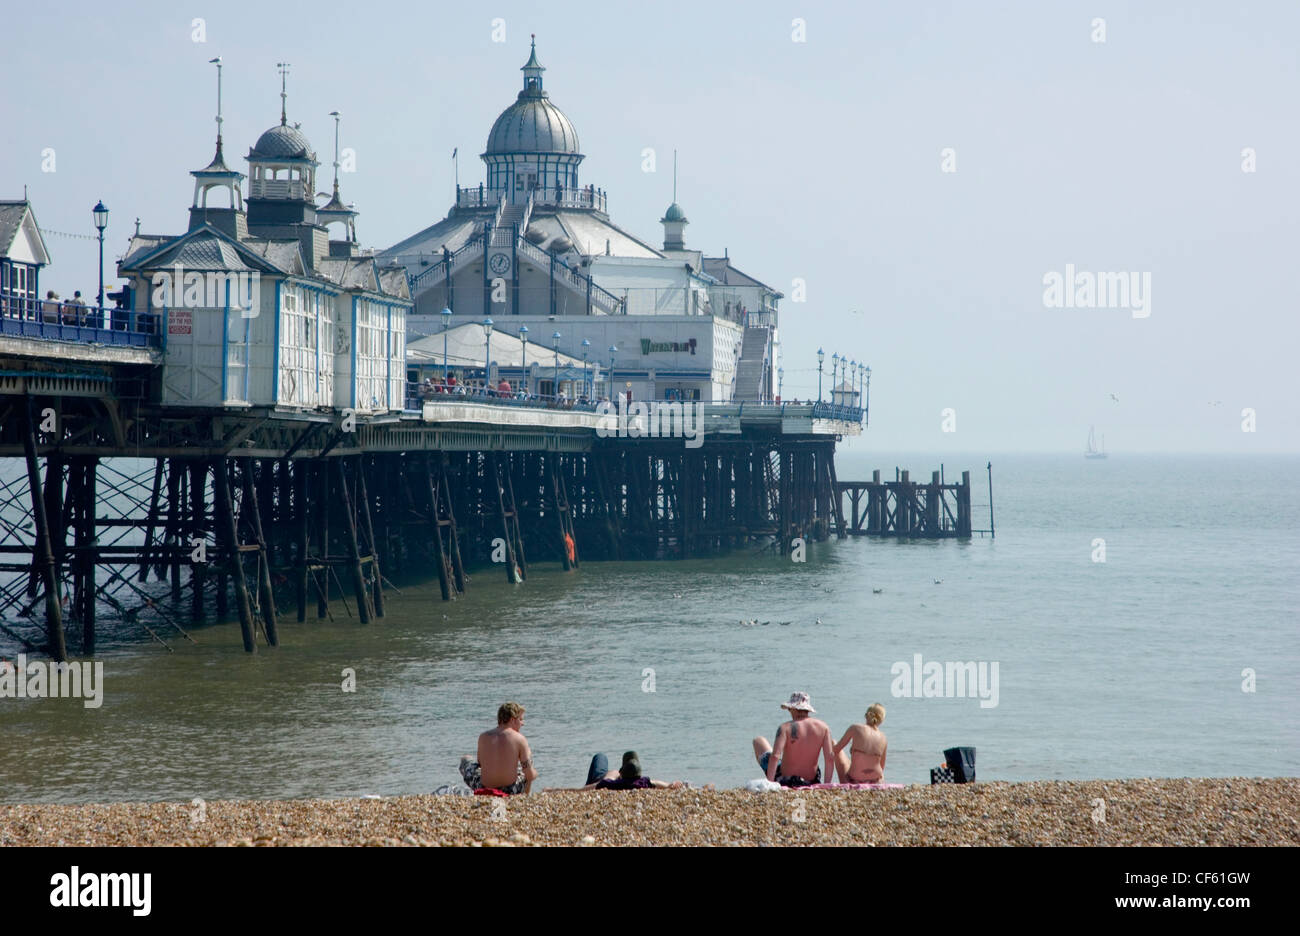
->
169 308 192 335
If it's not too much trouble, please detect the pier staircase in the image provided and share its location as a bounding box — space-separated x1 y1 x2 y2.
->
492 202 528 248
732 325 771 401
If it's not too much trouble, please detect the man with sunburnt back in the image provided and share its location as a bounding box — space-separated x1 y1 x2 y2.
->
751 691 836 787
459 701 539 795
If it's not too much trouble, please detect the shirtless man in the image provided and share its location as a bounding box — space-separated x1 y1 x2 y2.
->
459 701 539 794
752 691 836 787
833 703 888 783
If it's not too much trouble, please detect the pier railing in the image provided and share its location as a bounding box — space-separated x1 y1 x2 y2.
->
0 292 160 347
457 185 607 213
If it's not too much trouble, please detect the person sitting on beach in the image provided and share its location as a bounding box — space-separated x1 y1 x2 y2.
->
459 701 538 795
752 691 835 787
833 703 888 783
544 751 686 792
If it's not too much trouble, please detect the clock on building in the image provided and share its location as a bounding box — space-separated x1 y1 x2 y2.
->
489 252 511 276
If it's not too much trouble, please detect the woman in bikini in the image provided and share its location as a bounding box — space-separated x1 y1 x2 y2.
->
833 703 887 783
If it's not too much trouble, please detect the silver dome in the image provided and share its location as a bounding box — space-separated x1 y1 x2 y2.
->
250 124 316 160
485 87 580 156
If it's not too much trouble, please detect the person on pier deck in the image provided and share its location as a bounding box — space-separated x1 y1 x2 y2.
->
752 692 835 787
459 701 538 795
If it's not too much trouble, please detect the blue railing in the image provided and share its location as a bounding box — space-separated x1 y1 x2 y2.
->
811 401 866 423
1 293 160 347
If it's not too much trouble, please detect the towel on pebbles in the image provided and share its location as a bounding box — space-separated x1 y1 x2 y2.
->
432 784 473 796
746 779 783 792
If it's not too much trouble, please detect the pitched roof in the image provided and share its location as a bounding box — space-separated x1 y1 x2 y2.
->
702 256 781 295
117 224 287 275
0 200 51 265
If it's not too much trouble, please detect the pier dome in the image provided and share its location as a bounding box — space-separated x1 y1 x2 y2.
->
250 123 316 161
485 91 580 155
479 37 586 205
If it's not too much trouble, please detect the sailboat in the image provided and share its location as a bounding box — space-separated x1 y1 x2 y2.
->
1085 425 1108 459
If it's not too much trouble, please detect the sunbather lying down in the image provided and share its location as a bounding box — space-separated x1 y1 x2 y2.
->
544 751 707 792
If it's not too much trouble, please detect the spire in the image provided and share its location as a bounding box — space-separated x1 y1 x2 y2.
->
209 57 224 159
277 62 291 126
330 110 341 195
521 34 545 92
673 149 677 202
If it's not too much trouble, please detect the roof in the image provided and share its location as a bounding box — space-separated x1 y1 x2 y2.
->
702 256 782 296
485 90 580 156
241 238 306 275
316 257 379 292
543 211 662 259
407 321 588 368
192 140 243 178
661 202 687 223
0 200 51 265
379 215 483 268
249 123 316 162
117 224 288 275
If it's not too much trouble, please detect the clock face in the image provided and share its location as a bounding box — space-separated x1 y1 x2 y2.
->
489 252 511 276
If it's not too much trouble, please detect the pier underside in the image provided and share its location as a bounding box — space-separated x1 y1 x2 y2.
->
0 395 847 658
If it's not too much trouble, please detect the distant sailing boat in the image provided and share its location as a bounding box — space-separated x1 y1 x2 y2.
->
1085 425 1108 459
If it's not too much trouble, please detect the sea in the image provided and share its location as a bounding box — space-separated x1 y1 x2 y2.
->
1 452 1296 803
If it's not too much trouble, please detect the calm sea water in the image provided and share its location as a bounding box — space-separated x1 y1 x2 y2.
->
1 453 1296 803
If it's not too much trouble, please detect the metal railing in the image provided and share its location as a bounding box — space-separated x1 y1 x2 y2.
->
406 380 599 413
456 185 607 213
0 293 160 347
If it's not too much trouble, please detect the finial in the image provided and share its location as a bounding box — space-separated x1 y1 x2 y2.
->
209 57 223 150
135 217 141 236
277 62 291 126
330 110 341 192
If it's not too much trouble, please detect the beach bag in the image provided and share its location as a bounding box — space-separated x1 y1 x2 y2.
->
930 766 957 784
943 746 976 783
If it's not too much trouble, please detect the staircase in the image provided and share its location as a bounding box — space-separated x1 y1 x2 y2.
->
732 326 771 401
492 203 527 248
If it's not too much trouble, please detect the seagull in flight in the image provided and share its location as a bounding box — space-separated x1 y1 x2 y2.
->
1109 393 1120 403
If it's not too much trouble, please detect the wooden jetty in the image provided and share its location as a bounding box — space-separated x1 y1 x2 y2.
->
835 467 991 538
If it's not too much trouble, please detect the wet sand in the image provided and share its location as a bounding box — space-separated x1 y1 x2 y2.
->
2 778 1295 846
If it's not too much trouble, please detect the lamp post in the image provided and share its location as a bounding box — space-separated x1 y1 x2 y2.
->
93 200 109 319
849 358 856 410
518 325 528 394
441 307 452 383
778 366 784 401
832 353 841 405
862 365 871 423
581 338 591 398
483 317 493 391
816 348 825 402
608 344 617 401
552 330 561 397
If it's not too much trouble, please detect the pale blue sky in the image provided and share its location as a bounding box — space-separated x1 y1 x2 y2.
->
4 0 1296 452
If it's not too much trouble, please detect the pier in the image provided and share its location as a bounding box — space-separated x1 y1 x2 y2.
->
0 312 867 659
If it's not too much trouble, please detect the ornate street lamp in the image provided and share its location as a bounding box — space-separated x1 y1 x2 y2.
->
778 366 784 401
93 200 109 315
483 317 494 389
440 307 452 383
581 338 591 398
552 331 561 397
608 344 617 400
849 358 857 408
816 348 825 402
518 325 529 395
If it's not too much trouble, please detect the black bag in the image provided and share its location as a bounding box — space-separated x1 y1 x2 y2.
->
943 746 976 783
930 766 956 784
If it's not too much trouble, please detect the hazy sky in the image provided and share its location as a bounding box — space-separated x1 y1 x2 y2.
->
4 0 1296 452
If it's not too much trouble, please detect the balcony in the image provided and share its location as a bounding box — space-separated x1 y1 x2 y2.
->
0 292 161 347
456 185 607 213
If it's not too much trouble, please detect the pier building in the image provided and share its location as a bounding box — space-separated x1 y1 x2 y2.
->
381 38 782 405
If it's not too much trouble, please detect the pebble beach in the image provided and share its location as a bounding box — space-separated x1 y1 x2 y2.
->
2 778 1295 847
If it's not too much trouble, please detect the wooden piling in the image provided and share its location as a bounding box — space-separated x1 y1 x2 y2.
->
334 458 373 623
242 457 279 646
355 457 384 619
426 455 452 601
22 397 66 662
212 456 256 653
296 459 309 622
189 461 207 620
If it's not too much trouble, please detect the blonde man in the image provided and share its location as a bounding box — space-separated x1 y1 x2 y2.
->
833 703 888 783
459 701 538 795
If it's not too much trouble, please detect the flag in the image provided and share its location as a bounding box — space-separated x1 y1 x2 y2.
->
452 147 458 158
